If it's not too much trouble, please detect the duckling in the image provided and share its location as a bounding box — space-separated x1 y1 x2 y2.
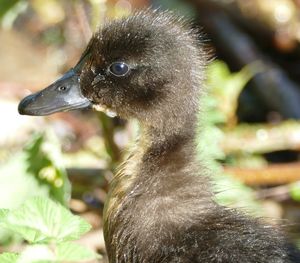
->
18 10 299 263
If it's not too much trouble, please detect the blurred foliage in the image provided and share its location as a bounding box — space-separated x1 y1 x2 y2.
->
205 60 263 126
0 0 27 29
0 131 70 245
31 0 65 25
199 60 262 213
0 0 21 19
0 197 99 262
290 182 300 202
25 132 71 205
152 0 197 18
0 252 18 263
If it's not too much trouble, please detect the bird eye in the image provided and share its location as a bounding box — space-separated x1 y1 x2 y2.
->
108 62 130 77
57 86 67 92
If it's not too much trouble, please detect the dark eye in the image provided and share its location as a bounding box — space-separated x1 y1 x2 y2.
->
109 62 130 77
57 86 67 92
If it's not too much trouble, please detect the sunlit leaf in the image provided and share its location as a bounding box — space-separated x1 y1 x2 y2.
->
25 132 71 206
31 0 65 25
206 60 262 124
290 182 300 202
0 252 19 263
56 242 100 262
0 209 9 221
0 0 20 19
17 244 55 263
198 60 263 215
1 197 91 243
1 0 28 29
0 152 49 210
214 174 262 215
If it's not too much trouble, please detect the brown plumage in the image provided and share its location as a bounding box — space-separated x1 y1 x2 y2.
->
18 9 299 263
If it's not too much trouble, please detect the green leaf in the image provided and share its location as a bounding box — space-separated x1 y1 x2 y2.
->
24 132 71 206
0 151 49 244
0 0 20 19
1 0 28 29
0 152 49 210
56 242 100 262
0 252 19 263
290 182 300 202
1 197 91 243
0 130 70 244
17 244 55 263
214 174 262 215
197 60 263 216
0 131 70 212
205 60 261 123
16 242 100 263
0 208 9 221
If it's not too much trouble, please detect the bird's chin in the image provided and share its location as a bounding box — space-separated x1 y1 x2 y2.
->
92 104 117 118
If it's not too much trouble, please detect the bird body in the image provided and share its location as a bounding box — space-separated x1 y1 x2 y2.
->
18 9 299 263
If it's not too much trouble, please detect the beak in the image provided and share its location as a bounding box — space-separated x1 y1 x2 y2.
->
18 69 91 116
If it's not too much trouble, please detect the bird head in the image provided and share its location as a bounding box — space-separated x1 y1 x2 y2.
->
18 10 205 128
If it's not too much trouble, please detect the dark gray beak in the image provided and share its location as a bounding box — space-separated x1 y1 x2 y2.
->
18 69 91 116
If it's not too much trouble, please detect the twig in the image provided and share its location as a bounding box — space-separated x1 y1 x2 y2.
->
224 162 300 185
221 121 300 154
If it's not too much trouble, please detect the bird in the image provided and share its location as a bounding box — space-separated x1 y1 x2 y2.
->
18 9 300 263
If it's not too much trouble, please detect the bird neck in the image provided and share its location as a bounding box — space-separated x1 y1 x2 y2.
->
103 97 212 258
133 109 199 181
103 84 210 224
106 106 201 201
142 123 195 153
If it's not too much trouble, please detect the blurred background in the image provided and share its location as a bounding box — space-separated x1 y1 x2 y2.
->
2 0 300 261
